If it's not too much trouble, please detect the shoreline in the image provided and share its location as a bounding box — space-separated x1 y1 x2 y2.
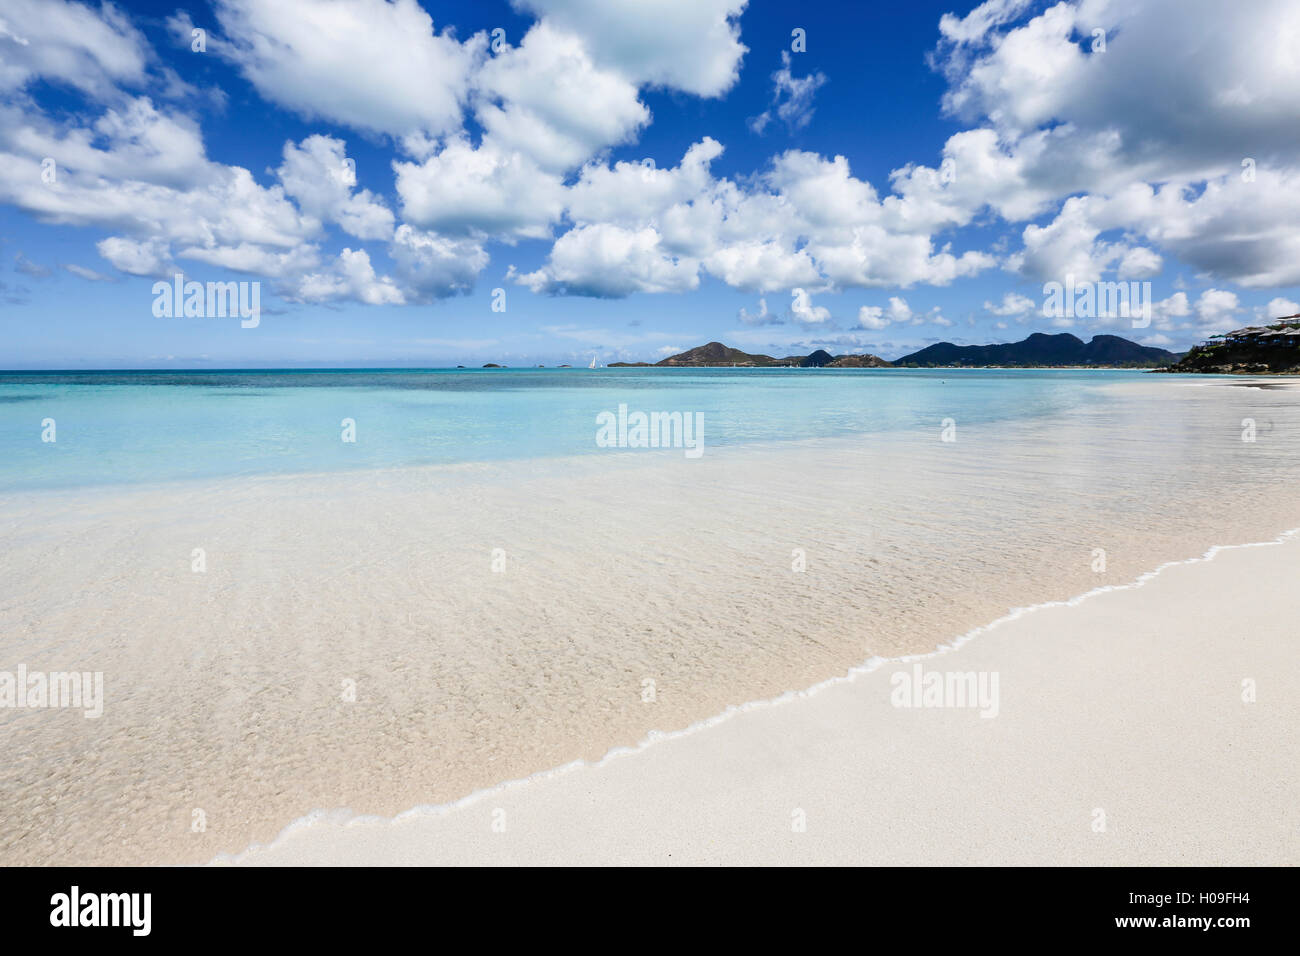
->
222 525 1300 866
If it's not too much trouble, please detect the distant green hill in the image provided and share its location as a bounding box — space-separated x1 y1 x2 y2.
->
604 333 1179 370
895 332 1178 368
609 342 891 368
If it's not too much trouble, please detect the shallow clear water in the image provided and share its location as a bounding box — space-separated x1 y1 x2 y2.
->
0 367 1148 491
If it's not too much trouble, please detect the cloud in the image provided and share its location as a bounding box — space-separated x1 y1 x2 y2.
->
1262 297 1300 320
1117 246 1163 280
857 305 888 330
0 97 318 268
524 144 997 296
984 291 1036 318
509 0 748 97
1155 291 1190 319
177 243 320 280
704 242 821 293
790 289 831 326
861 296 952 328
277 135 395 241
567 139 722 227
750 52 827 134
199 0 482 141
1193 288 1239 326
193 0 739 172
0 0 149 99
394 137 564 242
0 82 441 301
96 237 171 276
937 0 1034 45
511 224 699 297
930 0 1300 290
13 252 49 277
64 263 112 282
387 225 489 302
292 247 405 305
938 0 1300 179
737 297 780 326
0 98 210 190
1115 173 1300 288
1007 196 1122 283
5 0 1300 326
473 21 649 172
1127 288 1241 338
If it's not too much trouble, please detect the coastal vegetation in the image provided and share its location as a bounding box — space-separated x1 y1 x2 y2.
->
1159 316 1300 373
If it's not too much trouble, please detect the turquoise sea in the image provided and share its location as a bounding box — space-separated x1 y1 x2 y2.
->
0 367 1153 492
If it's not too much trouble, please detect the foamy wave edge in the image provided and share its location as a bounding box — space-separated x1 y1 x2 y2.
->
209 525 1300 866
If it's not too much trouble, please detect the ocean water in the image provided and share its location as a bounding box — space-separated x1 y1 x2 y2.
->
0 367 1144 491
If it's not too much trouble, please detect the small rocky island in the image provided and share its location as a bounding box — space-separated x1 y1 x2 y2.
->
1159 315 1300 373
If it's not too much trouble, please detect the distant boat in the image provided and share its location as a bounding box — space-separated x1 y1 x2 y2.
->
588 356 597 369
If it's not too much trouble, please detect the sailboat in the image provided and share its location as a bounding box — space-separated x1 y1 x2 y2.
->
588 356 598 369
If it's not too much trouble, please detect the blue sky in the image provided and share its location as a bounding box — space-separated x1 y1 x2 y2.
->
2 0 1299 368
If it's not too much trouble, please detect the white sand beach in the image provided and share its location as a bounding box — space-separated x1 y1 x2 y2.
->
227 527 1300 866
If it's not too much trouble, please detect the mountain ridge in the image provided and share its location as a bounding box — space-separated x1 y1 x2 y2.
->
606 333 1177 369
610 342 891 368
893 332 1178 368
